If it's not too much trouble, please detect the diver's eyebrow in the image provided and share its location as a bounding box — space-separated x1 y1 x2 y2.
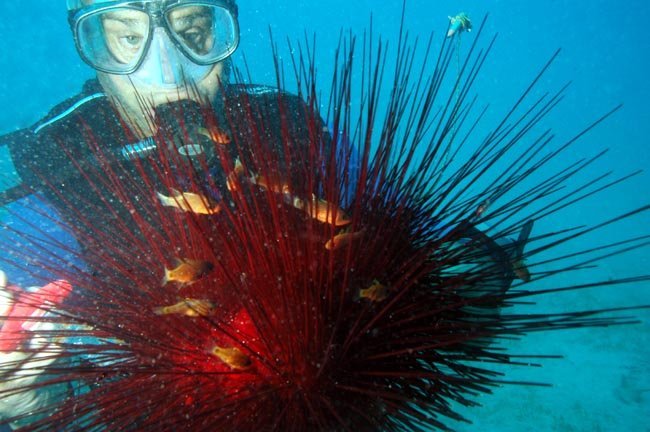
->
103 13 146 27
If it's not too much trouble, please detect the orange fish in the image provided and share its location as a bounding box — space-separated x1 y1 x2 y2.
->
157 189 221 215
153 298 216 317
359 280 389 302
249 174 292 195
210 345 252 370
226 159 246 192
294 194 351 226
324 229 364 251
197 126 231 145
163 259 214 286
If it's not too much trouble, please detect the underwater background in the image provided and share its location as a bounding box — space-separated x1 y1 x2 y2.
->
0 0 648 430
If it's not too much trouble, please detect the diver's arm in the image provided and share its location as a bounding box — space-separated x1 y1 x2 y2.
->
0 129 38 206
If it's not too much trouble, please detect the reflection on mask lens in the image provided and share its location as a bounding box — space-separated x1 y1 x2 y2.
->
167 6 214 56
165 4 238 65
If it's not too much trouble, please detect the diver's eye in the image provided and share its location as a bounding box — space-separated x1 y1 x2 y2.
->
121 35 144 47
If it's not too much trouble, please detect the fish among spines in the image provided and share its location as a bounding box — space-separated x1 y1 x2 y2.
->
157 189 221 215
226 159 246 192
210 345 252 370
197 126 231 145
248 174 292 195
162 259 214 287
245 172 351 227
153 298 216 317
293 194 351 227
509 220 534 282
512 260 531 282
359 280 389 302
325 229 364 251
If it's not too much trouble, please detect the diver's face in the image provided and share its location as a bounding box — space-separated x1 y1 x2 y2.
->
96 7 225 133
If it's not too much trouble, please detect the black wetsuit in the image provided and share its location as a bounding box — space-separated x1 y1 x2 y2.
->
3 79 325 275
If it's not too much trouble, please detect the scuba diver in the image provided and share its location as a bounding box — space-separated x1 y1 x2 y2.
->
0 0 311 428
0 2 531 429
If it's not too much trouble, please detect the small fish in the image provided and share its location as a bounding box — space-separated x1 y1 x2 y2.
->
163 259 214 287
210 345 252 370
226 159 246 192
459 219 534 283
153 298 216 317
294 194 351 226
197 126 231 145
249 174 292 195
512 260 531 282
359 280 389 302
157 189 221 215
324 229 364 251
510 220 534 282
474 199 490 219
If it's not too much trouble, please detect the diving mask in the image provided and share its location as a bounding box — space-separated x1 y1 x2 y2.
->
68 0 239 81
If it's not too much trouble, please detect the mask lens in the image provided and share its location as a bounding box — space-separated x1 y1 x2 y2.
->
73 3 238 74
76 7 151 74
166 4 238 65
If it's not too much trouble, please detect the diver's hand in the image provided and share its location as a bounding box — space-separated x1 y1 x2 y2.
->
0 273 72 429
0 270 11 317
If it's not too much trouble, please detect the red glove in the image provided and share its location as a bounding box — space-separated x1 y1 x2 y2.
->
0 279 72 352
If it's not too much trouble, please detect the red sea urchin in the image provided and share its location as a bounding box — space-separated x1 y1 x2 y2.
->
1 16 649 431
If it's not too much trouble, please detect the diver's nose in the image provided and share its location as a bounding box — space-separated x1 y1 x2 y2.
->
147 27 183 85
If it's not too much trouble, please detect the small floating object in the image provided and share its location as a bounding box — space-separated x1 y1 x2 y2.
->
447 12 472 38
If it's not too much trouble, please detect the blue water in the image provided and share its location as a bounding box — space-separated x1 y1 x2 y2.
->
1 1 649 430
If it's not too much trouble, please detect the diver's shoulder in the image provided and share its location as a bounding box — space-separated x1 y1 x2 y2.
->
30 79 108 136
